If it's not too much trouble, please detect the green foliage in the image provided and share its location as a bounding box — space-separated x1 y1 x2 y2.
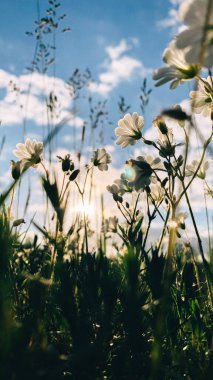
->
0 221 212 379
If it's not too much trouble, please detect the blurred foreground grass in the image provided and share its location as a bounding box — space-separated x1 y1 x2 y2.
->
0 213 213 380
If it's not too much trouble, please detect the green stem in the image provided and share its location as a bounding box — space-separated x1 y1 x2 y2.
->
177 131 213 205
8 187 15 220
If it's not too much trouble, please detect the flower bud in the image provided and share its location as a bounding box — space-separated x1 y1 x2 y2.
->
12 218 25 227
69 169 80 181
11 160 21 180
57 154 72 172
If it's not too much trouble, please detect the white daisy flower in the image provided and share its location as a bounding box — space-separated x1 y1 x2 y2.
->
13 138 44 169
124 155 161 192
91 148 111 171
153 40 199 89
176 0 213 68
185 160 209 179
190 76 213 117
115 112 144 148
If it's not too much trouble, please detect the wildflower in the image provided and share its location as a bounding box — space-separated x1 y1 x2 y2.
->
11 160 21 180
104 216 118 233
115 112 144 148
190 76 213 117
124 155 161 191
107 174 133 202
114 174 132 194
57 154 74 172
153 40 199 89
154 118 175 157
149 184 165 203
91 148 111 171
107 181 124 203
13 138 44 169
186 160 209 179
176 0 213 68
154 116 173 140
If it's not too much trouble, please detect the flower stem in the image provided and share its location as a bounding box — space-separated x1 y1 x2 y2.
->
8 187 15 220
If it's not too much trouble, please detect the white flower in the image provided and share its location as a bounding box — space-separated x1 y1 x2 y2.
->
153 40 199 89
124 155 161 192
185 160 209 179
155 123 173 146
107 175 131 196
104 216 118 233
91 148 111 171
13 138 44 169
150 184 165 203
115 112 144 148
190 76 213 117
176 0 213 68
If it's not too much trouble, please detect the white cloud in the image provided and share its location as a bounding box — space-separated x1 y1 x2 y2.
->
105 39 131 60
0 69 85 128
89 39 152 96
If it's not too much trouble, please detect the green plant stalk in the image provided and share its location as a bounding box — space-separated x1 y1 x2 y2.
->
171 148 211 305
82 194 89 254
204 182 212 254
151 205 177 377
177 131 213 204
157 206 170 252
172 139 213 305
142 196 156 253
7 186 15 220
164 206 177 283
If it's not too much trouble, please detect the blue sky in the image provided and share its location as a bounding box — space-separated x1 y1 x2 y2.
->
0 0 187 153
0 0 212 245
